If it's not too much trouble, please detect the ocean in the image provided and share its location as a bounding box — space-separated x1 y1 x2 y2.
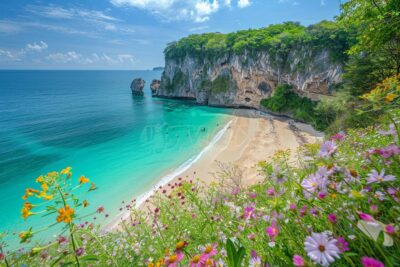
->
0 70 231 246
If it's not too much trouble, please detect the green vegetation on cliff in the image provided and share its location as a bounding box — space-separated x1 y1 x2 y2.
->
164 21 353 65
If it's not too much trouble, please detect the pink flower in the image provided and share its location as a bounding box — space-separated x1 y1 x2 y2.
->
248 192 257 199
385 224 395 235
200 244 217 263
266 220 279 240
327 214 337 224
75 247 84 257
336 237 349 252
361 256 384 267
243 204 256 220
370 205 378 214
293 255 305 266
358 212 375 222
165 251 184 267
248 233 255 240
267 188 275 196
289 204 297 211
331 132 345 141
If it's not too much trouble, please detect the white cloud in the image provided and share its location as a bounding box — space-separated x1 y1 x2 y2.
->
46 51 135 65
238 0 251 8
0 49 21 61
110 0 250 22
26 41 48 52
0 21 21 33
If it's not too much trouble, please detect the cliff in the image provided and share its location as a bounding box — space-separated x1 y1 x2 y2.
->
155 21 350 109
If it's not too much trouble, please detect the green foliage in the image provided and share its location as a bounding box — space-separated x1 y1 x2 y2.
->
211 75 231 94
164 21 352 66
260 84 321 127
226 239 246 267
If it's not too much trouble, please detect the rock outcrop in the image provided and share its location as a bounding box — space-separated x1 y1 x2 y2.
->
156 48 343 108
150 79 161 96
131 78 145 96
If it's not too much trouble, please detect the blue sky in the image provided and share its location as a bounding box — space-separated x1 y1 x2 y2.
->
0 0 342 70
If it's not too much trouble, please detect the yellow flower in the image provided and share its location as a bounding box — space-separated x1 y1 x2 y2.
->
89 182 97 191
155 259 164 267
60 167 72 178
21 207 33 220
148 263 154 267
385 93 396 102
22 188 40 200
83 200 89 207
56 205 75 223
78 175 90 184
42 194 53 201
41 183 48 192
47 171 58 177
35 176 44 183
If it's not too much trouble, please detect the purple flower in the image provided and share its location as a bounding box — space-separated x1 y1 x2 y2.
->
267 188 275 196
293 255 305 266
367 169 396 184
248 192 257 199
327 214 337 224
243 204 256 220
379 124 396 136
319 141 337 157
301 172 328 198
361 256 385 267
75 247 84 257
358 212 374 222
249 250 262 267
336 237 349 252
304 233 340 266
385 224 395 235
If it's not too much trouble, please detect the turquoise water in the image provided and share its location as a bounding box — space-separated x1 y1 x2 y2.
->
0 70 231 246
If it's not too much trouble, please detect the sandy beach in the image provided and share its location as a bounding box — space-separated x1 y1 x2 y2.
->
108 111 323 230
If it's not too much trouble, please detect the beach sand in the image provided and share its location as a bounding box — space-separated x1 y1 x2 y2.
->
107 110 323 230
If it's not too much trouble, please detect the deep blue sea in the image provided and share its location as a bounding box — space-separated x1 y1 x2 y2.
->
0 70 231 246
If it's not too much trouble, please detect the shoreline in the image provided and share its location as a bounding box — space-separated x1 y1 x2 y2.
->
106 110 323 230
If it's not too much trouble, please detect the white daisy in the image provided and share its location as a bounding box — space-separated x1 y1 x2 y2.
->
304 232 340 266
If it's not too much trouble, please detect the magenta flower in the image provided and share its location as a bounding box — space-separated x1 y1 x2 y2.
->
165 251 184 267
248 192 257 199
248 233 255 240
331 132 345 141
319 140 337 157
361 256 384 267
243 204 256 220
293 255 305 266
267 188 275 196
327 214 337 224
367 169 396 184
289 204 297 211
75 247 84 257
358 212 375 222
336 237 349 252
200 244 217 263
266 220 279 240
385 224 395 235
370 205 378 214
304 233 340 266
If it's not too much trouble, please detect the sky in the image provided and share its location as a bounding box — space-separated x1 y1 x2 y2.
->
0 0 342 70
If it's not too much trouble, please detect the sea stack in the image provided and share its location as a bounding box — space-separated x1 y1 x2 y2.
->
150 79 161 96
131 78 145 96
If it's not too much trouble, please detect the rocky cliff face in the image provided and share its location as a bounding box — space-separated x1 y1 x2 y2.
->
156 48 342 108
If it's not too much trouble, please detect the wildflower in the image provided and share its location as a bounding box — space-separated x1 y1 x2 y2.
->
319 141 337 157
248 192 257 198
250 250 262 267
190 255 201 267
83 200 89 207
379 124 396 136
248 233 255 240
89 182 97 191
385 93 396 102
97 206 105 213
271 167 287 184
200 243 217 263
0 253 4 261
293 255 305 267
75 247 84 257
327 214 337 224
336 237 349 252
367 170 396 184
61 166 71 175
243 204 256 220
301 173 327 197
56 205 75 223
331 132 345 141
175 241 187 251
78 175 90 184
304 232 340 266
358 212 374 222
57 235 68 245
19 229 33 243
165 252 184 267
385 224 395 235
361 256 384 267
266 220 279 240
21 206 33 221
22 188 40 200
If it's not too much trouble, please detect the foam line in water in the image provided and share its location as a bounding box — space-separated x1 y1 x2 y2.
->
111 120 233 226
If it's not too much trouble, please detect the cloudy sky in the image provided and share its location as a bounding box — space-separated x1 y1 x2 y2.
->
0 0 341 70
